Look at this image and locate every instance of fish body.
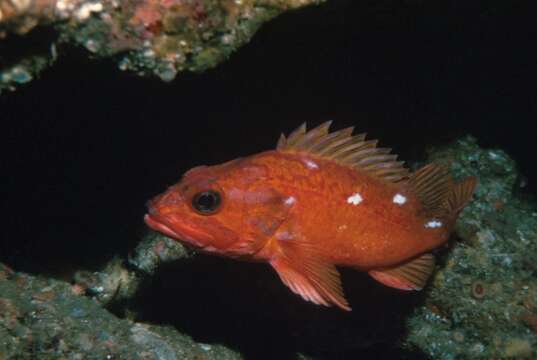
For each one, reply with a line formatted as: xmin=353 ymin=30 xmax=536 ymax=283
xmin=145 ymin=122 xmax=476 ymax=310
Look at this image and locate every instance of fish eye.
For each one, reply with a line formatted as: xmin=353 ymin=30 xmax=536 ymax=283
xmin=192 ymin=190 xmax=222 ymax=215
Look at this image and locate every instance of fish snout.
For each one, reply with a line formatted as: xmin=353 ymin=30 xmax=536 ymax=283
xmin=146 ymin=200 xmax=158 ymax=215
xmin=146 ymin=187 xmax=185 ymax=215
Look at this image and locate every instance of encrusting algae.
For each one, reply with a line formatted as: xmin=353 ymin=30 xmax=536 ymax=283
xmin=145 ymin=122 xmax=476 ymax=310
xmin=0 ymin=0 xmax=326 ymax=92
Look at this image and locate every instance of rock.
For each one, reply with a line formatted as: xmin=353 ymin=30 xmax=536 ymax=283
xmin=0 ymin=263 xmax=242 ymax=359
xmin=0 ymin=0 xmax=325 ymax=93
xmin=504 ymin=338 xmax=533 ymax=358
xmin=405 ymin=136 xmax=537 ymax=358
xmin=72 ymin=231 xmax=189 ymax=314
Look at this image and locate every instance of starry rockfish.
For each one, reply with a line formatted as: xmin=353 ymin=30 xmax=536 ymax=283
xmin=144 ymin=122 xmax=477 ymax=310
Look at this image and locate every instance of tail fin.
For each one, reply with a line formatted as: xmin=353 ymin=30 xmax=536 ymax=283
xmin=409 ymin=162 xmax=477 ymax=219
xmin=445 ymin=176 xmax=478 ymax=216
xmin=373 ymin=166 xmax=477 ymax=293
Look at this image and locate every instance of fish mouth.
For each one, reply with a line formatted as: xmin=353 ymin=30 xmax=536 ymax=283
xmin=144 ymin=213 xmax=213 ymax=248
xmin=144 ymin=214 xmax=183 ymax=240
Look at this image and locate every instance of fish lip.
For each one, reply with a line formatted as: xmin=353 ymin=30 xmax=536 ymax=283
xmin=144 ymin=213 xmax=212 ymax=247
xmin=144 ymin=214 xmax=183 ymax=240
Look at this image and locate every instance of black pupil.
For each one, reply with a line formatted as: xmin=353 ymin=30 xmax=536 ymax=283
xmin=193 ymin=191 xmax=221 ymax=214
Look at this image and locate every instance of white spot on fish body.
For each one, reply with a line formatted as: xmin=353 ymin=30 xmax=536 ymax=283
xmin=304 ymin=159 xmax=319 ymax=169
xmin=276 ymin=231 xmax=294 ymax=241
xmin=337 ymin=225 xmax=348 ymax=232
xmin=393 ymin=193 xmax=407 ymax=205
xmin=284 ymin=196 xmax=296 ymax=206
xmin=425 ymin=220 xmax=443 ymax=229
xmin=347 ymin=192 xmax=363 ymax=206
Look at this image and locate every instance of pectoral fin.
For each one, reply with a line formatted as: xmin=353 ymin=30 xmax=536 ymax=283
xmin=269 ymin=238 xmax=350 ymax=311
xmin=369 ymin=253 xmax=435 ymax=290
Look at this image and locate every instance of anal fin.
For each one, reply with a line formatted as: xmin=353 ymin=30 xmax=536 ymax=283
xmin=369 ymin=253 xmax=435 ymax=290
xmin=269 ymin=236 xmax=351 ymax=311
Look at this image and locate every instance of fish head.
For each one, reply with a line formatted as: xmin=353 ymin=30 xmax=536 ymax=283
xmin=145 ymin=154 xmax=292 ymax=258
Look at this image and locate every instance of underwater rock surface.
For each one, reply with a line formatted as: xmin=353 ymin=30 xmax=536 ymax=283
xmin=406 ymin=136 xmax=537 ymax=358
xmin=0 ymin=0 xmax=324 ymax=93
xmin=0 ymin=261 xmax=241 ymax=359
xmin=72 ymin=231 xmax=191 ymax=311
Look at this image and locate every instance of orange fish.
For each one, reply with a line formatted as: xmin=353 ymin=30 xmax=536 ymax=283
xmin=144 ymin=122 xmax=477 ymax=310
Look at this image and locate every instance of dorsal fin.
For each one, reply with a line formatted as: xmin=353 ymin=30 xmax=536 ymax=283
xmin=277 ymin=122 xmax=409 ymax=182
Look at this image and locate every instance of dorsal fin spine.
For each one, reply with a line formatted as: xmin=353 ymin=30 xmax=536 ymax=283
xmin=341 ymin=146 xmax=385 ymax=164
xmin=319 ymin=134 xmax=366 ymax=157
xmin=328 ymin=138 xmax=374 ymax=159
xmin=294 ymin=121 xmax=332 ymax=150
xmin=357 ymin=154 xmax=398 ymax=167
xmin=364 ymin=160 xmax=405 ymax=170
xmin=277 ymin=122 xmax=409 ymax=183
xmin=311 ymin=128 xmax=355 ymax=154
xmin=276 ymin=134 xmax=287 ymax=149
xmin=285 ymin=123 xmax=307 ymax=148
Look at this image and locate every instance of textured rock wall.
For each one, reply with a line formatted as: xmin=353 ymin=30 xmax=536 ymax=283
xmin=0 ymin=0 xmax=324 ymax=92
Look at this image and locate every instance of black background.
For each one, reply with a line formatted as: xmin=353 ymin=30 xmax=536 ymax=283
xmin=1 ymin=0 xmax=536 ymax=358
